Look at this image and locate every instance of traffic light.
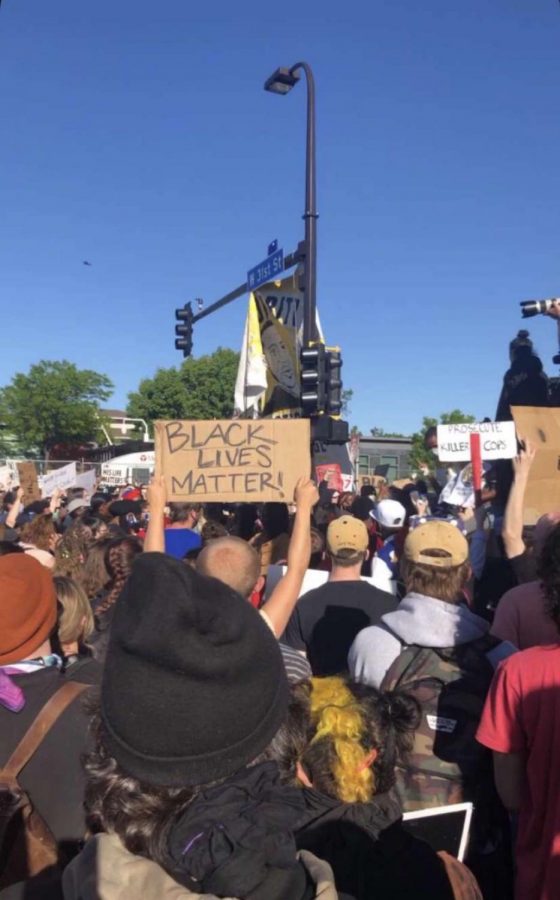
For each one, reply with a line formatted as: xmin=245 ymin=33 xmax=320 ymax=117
xmin=175 ymin=302 xmax=193 ymax=358
xmin=300 ymin=343 xmax=344 ymax=417
xmin=300 ymin=343 xmax=327 ymax=415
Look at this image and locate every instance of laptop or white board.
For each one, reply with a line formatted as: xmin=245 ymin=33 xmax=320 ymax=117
xmin=402 ymin=802 xmax=473 ymax=861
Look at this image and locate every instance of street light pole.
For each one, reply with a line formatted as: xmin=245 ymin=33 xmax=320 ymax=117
xmin=264 ymin=62 xmax=318 ymax=345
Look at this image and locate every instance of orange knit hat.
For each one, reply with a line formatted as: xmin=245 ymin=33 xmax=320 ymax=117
xmin=0 ymin=555 xmax=57 ymax=665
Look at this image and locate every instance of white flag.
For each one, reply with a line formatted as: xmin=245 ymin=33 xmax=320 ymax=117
xmin=234 ymin=294 xmax=268 ymax=414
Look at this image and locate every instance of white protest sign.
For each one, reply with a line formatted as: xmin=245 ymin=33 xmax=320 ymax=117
xmin=74 ymin=469 xmax=97 ymax=495
xmin=0 ymin=464 xmax=17 ymax=492
xmin=40 ymin=462 xmax=77 ymax=498
xmin=437 ymin=421 xmax=517 ymax=463
xmin=439 ymin=462 xmax=493 ymax=509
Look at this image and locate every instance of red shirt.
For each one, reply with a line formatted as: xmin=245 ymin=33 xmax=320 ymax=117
xmin=476 ymin=645 xmax=560 ymax=900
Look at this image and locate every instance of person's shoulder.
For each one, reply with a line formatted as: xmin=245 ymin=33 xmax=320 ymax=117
xmin=497 ymin=643 xmax=560 ymax=678
xmin=65 ymin=655 xmax=103 ymax=686
xmin=499 ymin=580 xmax=542 ymax=606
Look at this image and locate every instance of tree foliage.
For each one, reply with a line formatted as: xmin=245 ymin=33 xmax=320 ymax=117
xmin=341 ymin=388 xmax=353 ymax=418
xmin=409 ymin=409 xmax=476 ymax=473
xmin=0 ymin=360 xmax=113 ymax=458
xmin=127 ymin=348 xmax=240 ymax=424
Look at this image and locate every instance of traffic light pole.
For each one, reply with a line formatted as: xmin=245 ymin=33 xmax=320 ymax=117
xmin=189 ymin=244 xmax=305 ymax=328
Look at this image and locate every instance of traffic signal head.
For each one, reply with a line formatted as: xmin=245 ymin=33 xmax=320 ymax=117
xmin=325 ymin=348 xmax=343 ymax=416
xmin=175 ymin=302 xmax=193 ymax=358
xmin=300 ymin=343 xmax=327 ymax=415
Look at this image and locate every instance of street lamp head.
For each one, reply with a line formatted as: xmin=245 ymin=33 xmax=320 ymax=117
xmin=264 ymin=66 xmax=300 ymax=95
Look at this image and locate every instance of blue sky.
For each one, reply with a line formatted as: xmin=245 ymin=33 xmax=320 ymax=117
xmin=2 ymin=0 xmax=560 ymax=435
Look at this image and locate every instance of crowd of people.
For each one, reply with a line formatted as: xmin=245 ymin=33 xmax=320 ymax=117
xmin=0 ymin=428 xmax=559 ymax=900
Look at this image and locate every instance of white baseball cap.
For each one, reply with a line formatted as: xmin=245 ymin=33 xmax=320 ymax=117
xmin=370 ymin=499 xmax=406 ymax=529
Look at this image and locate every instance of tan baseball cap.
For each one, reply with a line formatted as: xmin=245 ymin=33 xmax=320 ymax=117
xmin=404 ymin=520 xmax=468 ymax=568
xmin=327 ymin=515 xmax=368 ymax=555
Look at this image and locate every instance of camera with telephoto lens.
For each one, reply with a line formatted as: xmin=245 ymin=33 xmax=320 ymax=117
xmin=520 ymin=299 xmax=556 ymax=318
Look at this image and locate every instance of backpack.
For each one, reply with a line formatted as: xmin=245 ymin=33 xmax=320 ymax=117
xmin=380 ymin=634 xmax=499 ymax=811
xmin=0 ymin=680 xmax=90 ymax=888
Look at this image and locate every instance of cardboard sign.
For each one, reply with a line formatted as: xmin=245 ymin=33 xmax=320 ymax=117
xmin=437 ymin=421 xmax=517 ymax=462
xmin=155 ymin=419 xmax=311 ymax=503
xmin=17 ymin=461 xmax=41 ymax=505
xmin=512 ymin=406 xmax=560 ymax=523
xmin=40 ymin=461 xmax=77 ymax=498
xmin=357 ymin=474 xmax=386 ymax=493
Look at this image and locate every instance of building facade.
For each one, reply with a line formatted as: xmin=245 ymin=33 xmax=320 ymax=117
xmin=357 ymin=435 xmax=413 ymax=483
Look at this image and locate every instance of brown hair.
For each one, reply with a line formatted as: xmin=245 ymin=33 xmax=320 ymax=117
xmin=95 ymin=537 xmax=143 ymax=616
xmin=53 ymin=524 xmax=91 ymax=582
xmin=54 ymin=575 xmax=94 ymax=644
xmin=81 ymin=537 xmax=112 ymax=599
xmin=331 ymin=548 xmax=366 ymax=569
xmin=19 ymin=515 xmax=56 ymax=552
xmin=401 ymin=550 xmax=471 ymax=603
xmin=201 ymin=520 xmax=228 ymax=544
xmin=168 ymin=503 xmax=202 ymax=524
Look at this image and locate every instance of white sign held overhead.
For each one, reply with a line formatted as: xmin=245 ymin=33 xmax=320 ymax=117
xmin=437 ymin=421 xmax=517 ymax=463
xmin=0 ymin=464 xmax=17 ymax=492
xmin=40 ymin=462 xmax=77 ymax=498
xmin=74 ymin=469 xmax=97 ymax=495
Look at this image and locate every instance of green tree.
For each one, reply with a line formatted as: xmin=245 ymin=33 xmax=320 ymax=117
xmin=409 ymin=409 xmax=476 ymax=473
xmin=0 ymin=360 xmax=113 ymax=459
xmin=341 ymin=388 xmax=353 ymax=418
xmin=127 ymin=347 xmax=240 ymax=424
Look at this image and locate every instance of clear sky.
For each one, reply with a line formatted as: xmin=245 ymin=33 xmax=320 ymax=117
xmin=2 ymin=0 xmax=560 ymax=435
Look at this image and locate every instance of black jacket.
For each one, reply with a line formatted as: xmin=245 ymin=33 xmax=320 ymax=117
xmin=295 ymin=788 xmax=454 ymax=900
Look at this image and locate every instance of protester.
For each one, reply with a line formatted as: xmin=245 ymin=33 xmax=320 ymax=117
xmin=349 ymin=495 xmax=380 ymax=574
xmin=163 ymin=501 xmax=202 ymax=559
xmin=491 ymin=522 xmax=560 ymax=649
xmin=18 ymin=514 xmax=58 ymax=568
xmin=63 ymin=498 xmax=89 ymax=532
xmin=89 ymin=536 xmax=143 ymax=663
xmin=63 ymin=554 xmax=338 ymax=899
xmin=52 ymin=575 xmax=100 ymax=683
xmin=53 ymin=524 xmax=92 ymax=584
xmin=187 ymin=477 xmax=318 ymax=683
xmin=477 ymin=596 xmax=560 ymax=899
xmin=349 ymin=518 xmax=515 ymax=897
xmin=251 ymin=501 xmax=291 ymax=575
xmin=501 ymin=441 xmax=560 ymax=585
xmin=284 ymin=516 xmax=398 ymax=676
xmin=280 ymin=677 xmax=482 ymax=900
xmin=0 ymin=555 xmax=92 ymax=890
xmin=368 ymin=498 xmax=407 ymax=595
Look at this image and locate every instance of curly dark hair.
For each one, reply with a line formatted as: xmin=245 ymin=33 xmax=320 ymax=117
xmin=537 ymin=522 xmax=560 ymax=631
xmin=83 ymin=695 xmax=304 ymax=868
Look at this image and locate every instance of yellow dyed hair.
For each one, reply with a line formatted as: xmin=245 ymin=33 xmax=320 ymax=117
xmin=309 ymin=677 xmax=374 ymax=804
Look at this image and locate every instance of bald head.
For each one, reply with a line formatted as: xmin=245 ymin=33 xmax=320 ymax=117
xmin=197 ymin=536 xmax=261 ymax=600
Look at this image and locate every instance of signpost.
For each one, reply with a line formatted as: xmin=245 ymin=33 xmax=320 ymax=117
xmin=247 ymin=248 xmax=284 ymax=292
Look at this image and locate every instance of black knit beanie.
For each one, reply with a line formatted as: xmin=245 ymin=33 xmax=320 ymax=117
xmin=101 ymin=553 xmax=290 ymax=787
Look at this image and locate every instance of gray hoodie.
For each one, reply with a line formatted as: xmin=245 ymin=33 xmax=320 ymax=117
xmin=348 ymin=592 xmax=516 ymax=687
